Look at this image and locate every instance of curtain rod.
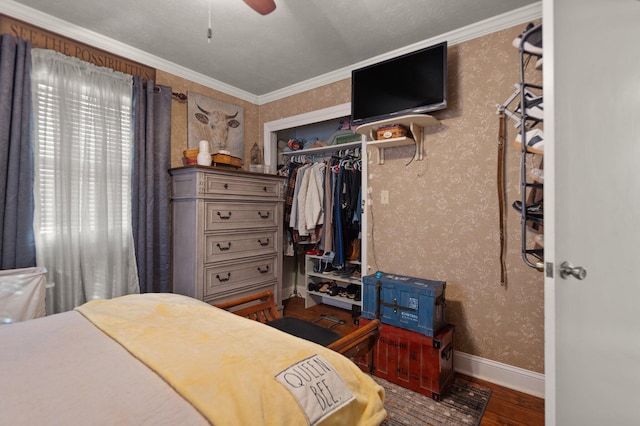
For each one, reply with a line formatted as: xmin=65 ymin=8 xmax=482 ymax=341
xmin=153 ymin=86 xmax=187 ymax=102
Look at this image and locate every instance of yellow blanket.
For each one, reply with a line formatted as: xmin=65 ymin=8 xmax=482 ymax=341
xmin=76 ymin=293 xmax=386 ymax=426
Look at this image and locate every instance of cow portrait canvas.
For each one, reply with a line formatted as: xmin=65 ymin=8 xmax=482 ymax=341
xmin=187 ymin=92 xmax=244 ymax=161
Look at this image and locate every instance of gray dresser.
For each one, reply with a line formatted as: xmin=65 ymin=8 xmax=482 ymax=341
xmin=170 ymin=167 xmax=286 ymax=308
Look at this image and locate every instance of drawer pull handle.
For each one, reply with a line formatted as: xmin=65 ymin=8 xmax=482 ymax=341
xmin=258 ymin=238 xmax=270 ymax=246
xmin=257 ymin=265 xmax=270 ymax=274
xmin=217 ymin=211 xmax=232 ymax=219
xmin=216 ymin=242 xmax=232 ymax=251
xmin=223 ymin=183 xmax=228 ymax=189
xmin=258 ymin=211 xmax=270 ymax=219
xmin=263 ymin=186 xmax=267 ymax=192
xmin=216 ymin=273 xmax=231 ymax=282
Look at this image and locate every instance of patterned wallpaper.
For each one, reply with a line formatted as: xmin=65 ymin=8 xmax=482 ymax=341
xmin=158 ymin=23 xmax=544 ymax=374
xmin=155 ymin=72 xmax=260 ymax=170
xmin=260 ymin=79 xmax=352 ymax=124
xmin=361 ymin=25 xmax=544 ymax=373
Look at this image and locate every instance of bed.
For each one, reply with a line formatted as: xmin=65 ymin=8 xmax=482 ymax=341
xmin=0 ymin=292 xmax=386 ymax=425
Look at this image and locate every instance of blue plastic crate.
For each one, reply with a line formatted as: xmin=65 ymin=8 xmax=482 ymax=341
xmin=362 ymin=272 xmax=446 ymax=337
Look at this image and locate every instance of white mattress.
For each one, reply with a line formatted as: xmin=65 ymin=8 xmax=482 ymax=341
xmin=0 ymin=311 xmax=209 ymax=425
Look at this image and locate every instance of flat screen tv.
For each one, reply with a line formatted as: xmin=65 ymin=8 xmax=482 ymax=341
xmin=351 ymin=41 xmax=447 ymax=126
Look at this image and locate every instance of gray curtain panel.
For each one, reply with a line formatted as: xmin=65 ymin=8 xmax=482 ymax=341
xmin=0 ymin=35 xmax=35 ymax=270
xmin=132 ymin=77 xmax=172 ymax=293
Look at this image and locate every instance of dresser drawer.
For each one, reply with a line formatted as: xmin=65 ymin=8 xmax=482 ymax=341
xmin=204 ymin=230 xmax=277 ymax=263
xmin=205 ymin=202 xmax=277 ymax=230
xmin=202 ymin=173 xmax=281 ymax=198
xmin=204 ymin=256 xmax=277 ymax=298
xmin=170 ymin=166 xmax=284 ymax=308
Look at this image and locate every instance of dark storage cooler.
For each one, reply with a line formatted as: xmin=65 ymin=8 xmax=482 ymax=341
xmin=362 ymin=271 xmax=446 ymax=337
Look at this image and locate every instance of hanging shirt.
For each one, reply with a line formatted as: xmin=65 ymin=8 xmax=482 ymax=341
xmin=304 ymin=162 xmax=326 ymax=232
xmin=289 ymin=163 xmax=311 ymax=230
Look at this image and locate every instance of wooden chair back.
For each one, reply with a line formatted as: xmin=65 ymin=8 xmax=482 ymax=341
xmin=216 ymin=291 xmax=380 ymax=370
xmin=327 ymin=319 xmax=381 ymax=372
xmin=214 ymin=290 xmax=282 ymax=323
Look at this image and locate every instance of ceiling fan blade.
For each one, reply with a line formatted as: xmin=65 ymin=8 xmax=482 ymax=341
xmin=242 ymin=0 xmax=276 ymax=15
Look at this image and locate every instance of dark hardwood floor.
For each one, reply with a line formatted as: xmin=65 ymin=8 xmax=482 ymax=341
xmin=282 ymin=296 xmax=545 ymax=426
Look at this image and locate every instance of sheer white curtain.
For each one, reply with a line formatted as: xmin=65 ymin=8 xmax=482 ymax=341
xmin=31 ymin=48 xmax=139 ymax=314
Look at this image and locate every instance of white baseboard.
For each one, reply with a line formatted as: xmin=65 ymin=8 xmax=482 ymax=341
xmin=454 ymin=350 xmax=545 ymax=398
xmin=280 ymin=286 xmax=546 ymax=398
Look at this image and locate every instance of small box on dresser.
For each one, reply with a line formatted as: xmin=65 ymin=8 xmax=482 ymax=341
xmin=357 ymin=319 xmax=455 ymax=401
xmin=361 ymin=272 xmax=446 ymax=337
xmin=170 ymin=167 xmax=286 ymax=308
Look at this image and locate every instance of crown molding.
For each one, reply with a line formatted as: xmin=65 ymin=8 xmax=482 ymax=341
xmin=257 ymin=1 xmax=542 ymax=104
xmin=0 ymin=0 xmax=259 ymax=103
xmin=0 ymin=0 xmax=541 ymax=106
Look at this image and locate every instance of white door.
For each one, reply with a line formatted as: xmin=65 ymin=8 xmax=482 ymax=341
xmin=545 ymin=0 xmax=640 ymax=424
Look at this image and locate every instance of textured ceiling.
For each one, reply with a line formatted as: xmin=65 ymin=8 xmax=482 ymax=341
xmin=3 ymin=0 xmax=538 ymax=97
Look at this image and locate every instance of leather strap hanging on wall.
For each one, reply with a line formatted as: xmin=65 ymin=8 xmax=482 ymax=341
xmin=497 ymin=108 xmax=507 ymax=286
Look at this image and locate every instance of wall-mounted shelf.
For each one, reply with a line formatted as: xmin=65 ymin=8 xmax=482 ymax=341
xmin=355 ymin=114 xmax=440 ymax=164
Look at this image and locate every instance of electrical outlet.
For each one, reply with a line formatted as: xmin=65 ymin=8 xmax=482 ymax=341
xmin=381 ymin=190 xmax=389 ymax=204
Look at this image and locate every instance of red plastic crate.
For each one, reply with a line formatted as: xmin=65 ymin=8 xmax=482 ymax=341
xmin=357 ymin=319 xmax=454 ymax=401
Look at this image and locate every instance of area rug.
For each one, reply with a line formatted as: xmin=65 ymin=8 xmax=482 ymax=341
xmin=374 ymin=376 xmax=492 ymax=426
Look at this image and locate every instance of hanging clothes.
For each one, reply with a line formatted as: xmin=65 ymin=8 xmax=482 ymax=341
xmin=304 ymin=162 xmax=325 ymax=233
xmin=331 ymin=155 xmax=361 ymax=265
xmin=281 ymin=152 xmax=361 ymax=266
xmin=297 ymin=162 xmax=325 ymax=236
xmin=288 ymin=162 xmax=311 ymax=231
xmin=321 ymin=158 xmax=337 ymax=254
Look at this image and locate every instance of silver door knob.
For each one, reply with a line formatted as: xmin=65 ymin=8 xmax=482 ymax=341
xmin=559 ymin=261 xmax=587 ymax=280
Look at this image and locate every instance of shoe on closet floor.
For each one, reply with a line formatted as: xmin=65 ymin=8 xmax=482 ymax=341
xmin=527 ymin=220 xmax=543 ymax=234
xmin=530 ymin=168 xmax=544 ymax=183
xmin=308 ymin=282 xmax=321 ymax=292
xmin=524 ymin=96 xmax=543 ymax=120
xmin=327 ymin=284 xmax=340 ymax=297
xmin=317 ymin=281 xmax=336 ymax=293
xmin=512 ymin=22 xmax=543 ymax=55
xmin=515 ymin=91 xmax=544 ymax=120
xmin=314 ymin=258 xmax=335 ymax=273
xmin=354 ymin=288 xmax=362 ymax=302
xmin=321 ymin=251 xmax=335 ymax=263
xmin=338 ymin=266 xmax=357 ymax=277
xmin=512 ymin=200 xmax=544 ymax=219
xmin=346 ymin=284 xmax=359 ymax=299
xmin=514 ymin=128 xmax=544 ymax=154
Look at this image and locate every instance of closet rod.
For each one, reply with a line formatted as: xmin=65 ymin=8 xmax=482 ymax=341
xmin=280 ymin=140 xmax=362 ymax=156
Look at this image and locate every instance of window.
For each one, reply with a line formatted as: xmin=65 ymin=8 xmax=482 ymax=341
xmin=31 ymin=48 xmax=139 ymax=313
